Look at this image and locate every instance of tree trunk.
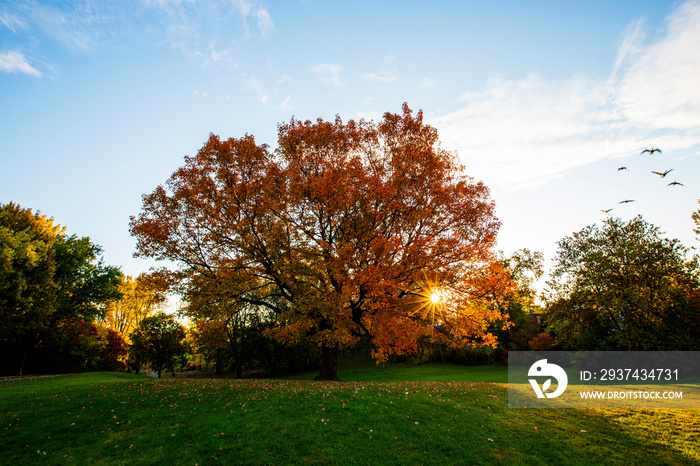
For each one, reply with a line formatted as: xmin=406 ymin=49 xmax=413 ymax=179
xmin=215 ymin=349 xmax=222 ymax=375
xmin=227 ymin=323 xmax=242 ymax=378
xmin=315 ymin=342 xmax=341 ymax=381
xmin=19 ymin=351 xmax=28 ymax=376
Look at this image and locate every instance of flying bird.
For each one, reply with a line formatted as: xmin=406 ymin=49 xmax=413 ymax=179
xmin=667 ymin=181 xmax=684 ymax=186
xmin=617 ymin=166 xmax=628 ymax=171
xmin=641 ymin=148 xmax=662 ymax=155
xmin=601 ymin=208 xmax=613 ymax=213
xmin=651 ymin=169 xmax=674 ymax=178
xmin=619 ymin=199 xmax=635 ymax=204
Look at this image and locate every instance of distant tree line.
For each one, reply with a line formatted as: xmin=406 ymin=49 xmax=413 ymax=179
xmin=3 ymin=109 xmax=700 ymax=378
xmin=3 ymin=201 xmax=700 ymax=377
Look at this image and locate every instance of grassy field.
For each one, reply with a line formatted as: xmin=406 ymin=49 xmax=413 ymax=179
xmin=1 ymin=363 xmax=699 ymax=465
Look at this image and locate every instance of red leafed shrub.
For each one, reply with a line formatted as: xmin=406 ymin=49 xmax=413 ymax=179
xmin=528 ymin=332 xmax=556 ymax=351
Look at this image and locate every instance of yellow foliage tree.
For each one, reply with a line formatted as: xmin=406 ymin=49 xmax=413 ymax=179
xmin=102 ymin=273 xmax=167 ymax=343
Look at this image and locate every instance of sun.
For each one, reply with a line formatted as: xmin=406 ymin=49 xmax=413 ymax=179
xmin=391 ymin=271 xmax=455 ymax=324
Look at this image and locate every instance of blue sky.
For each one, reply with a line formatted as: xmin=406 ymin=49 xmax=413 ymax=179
xmin=2 ymin=0 xmax=700 ymax=292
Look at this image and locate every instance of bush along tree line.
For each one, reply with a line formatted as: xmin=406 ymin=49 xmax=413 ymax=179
xmin=3 ymin=106 xmax=700 ymax=378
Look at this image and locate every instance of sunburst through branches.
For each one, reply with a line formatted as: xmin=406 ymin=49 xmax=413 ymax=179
xmin=398 ymin=272 xmax=456 ymax=328
xmin=395 ymin=270 xmax=490 ymax=337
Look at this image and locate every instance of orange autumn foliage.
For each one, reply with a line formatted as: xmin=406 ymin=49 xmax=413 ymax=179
xmin=130 ymin=104 xmax=514 ymax=376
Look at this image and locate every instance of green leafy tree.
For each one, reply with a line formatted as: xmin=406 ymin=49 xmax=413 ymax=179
xmin=0 ymin=203 xmax=61 ymax=374
xmin=545 ymin=216 xmax=700 ymax=350
xmin=53 ymin=234 xmax=123 ymax=321
xmin=190 ymin=318 xmax=229 ymax=374
xmin=495 ymin=249 xmax=546 ymax=352
xmin=0 ymin=202 xmax=123 ymax=375
xmin=505 ymin=248 xmax=545 ymax=305
xmin=130 ymin=313 xmax=187 ymax=378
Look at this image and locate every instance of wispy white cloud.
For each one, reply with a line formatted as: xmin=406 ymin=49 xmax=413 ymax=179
xmin=147 ymin=0 xmax=273 ymax=70
xmin=0 ymin=11 xmax=28 ymax=32
xmin=195 ymin=42 xmax=239 ymax=70
xmin=278 ymin=96 xmax=293 ymax=112
xmin=432 ymin=0 xmax=700 ymax=190
xmin=311 ymin=63 xmax=342 ymax=86
xmin=229 ymin=0 xmax=273 ymax=36
xmin=0 ymin=50 xmax=41 ymax=77
xmin=2 ymin=0 xmax=274 ymax=91
xmin=142 ymin=0 xmax=189 ymax=7
xmin=244 ymin=74 xmax=265 ymax=95
xmin=433 ymin=74 xmax=631 ymax=189
xmin=420 ymin=78 xmax=435 ymax=90
xmin=231 ymin=0 xmax=253 ymax=18
xmin=0 ymin=1 xmax=109 ymax=54
xmin=362 ymin=73 xmax=396 ymax=83
xmin=610 ymin=18 xmax=646 ymax=81
xmin=26 ymin=2 xmax=100 ymax=52
xmin=243 ymin=74 xmax=276 ymax=106
xmin=276 ymin=73 xmax=293 ymax=88
xmin=256 ymin=8 xmax=273 ymax=36
xmin=613 ymin=0 xmax=700 ymax=131
xmin=362 ymin=54 xmax=397 ymax=84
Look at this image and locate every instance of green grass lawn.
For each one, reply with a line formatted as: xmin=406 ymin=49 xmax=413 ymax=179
xmin=1 ymin=368 xmax=698 ymax=465
xmin=283 ymin=352 xmax=509 ymax=383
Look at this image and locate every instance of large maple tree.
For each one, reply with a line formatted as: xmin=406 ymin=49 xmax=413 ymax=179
xmin=130 ymin=104 xmax=513 ymax=380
